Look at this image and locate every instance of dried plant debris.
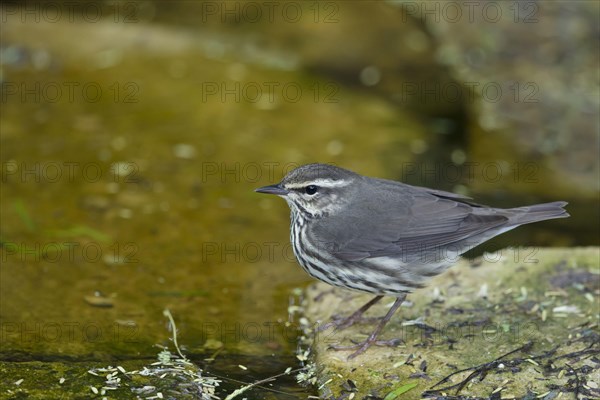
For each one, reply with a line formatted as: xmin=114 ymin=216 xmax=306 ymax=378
xmin=88 ymin=303 xmax=314 ymax=399
xmin=88 ymin=359 xmax=221 ymax=399
xmin=291 ymin=287 xmax=321 ymax=388
xmin=88 ymin=310 xmax=221 ymax=399
xmin=550 ymin=268 xmax=599 ymax=292
xmin=223 ymin=366 xmax=300 ymax=400
xmin=424 ymin=326 xmax=600 ymax=399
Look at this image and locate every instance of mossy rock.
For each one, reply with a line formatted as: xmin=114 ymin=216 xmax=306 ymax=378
xmin=300 ymin=247 xmax=599 ymax=399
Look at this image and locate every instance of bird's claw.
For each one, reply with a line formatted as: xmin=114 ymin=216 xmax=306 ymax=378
xmin=316 ymin=316 xmax=381 ymax=332
xmin=328 ymin=338 xmax=403 ymax=359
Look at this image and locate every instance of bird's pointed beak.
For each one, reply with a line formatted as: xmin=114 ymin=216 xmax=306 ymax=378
xmin=255 ymin=183 xmax=289 ymax=196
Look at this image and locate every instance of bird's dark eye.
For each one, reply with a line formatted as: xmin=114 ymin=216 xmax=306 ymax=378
xmin=305 ymin=185 xmax=318 ymax=195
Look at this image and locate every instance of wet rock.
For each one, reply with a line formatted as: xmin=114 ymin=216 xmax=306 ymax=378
xmin=397 ymin=1 xmax=599 ymax=201
xmin=300 ymin=247 xmax=599 ymax=399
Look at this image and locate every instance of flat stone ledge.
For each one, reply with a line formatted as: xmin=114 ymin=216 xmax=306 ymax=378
xmin=300 ymin=247 xmax=599 ymax=399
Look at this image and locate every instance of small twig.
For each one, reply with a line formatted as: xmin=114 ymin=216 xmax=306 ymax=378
xmin=550 ymin=346 xmax=599 ymax=362
xmin=163 ymin=309 xmax=187 ymax=361
xmin=428 ymin=341 xmax=534 ymax=394
xmin=565 ymin=363 xmax=580 ymax=399
xmin=223 ymin=368 xmax=303 ymax=400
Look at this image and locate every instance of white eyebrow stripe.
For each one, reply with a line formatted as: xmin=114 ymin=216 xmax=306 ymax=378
xmin=285 ymin=179 xmax=351 ymax=189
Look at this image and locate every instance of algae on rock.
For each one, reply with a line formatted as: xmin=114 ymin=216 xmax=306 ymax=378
xmin=300 ymin=247 xmax=599 ymax=399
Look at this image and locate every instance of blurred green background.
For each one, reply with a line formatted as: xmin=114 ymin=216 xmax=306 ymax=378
xmin=1 ymin=1 xmax=598 ymax=398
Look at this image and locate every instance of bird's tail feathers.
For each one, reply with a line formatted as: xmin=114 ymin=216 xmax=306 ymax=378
xmin=508 ymin=201 xmax=569 ymax=226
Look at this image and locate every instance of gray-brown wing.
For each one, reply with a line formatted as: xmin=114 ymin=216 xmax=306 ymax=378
xmin=312 ymin=180 xmax=508 ymax=261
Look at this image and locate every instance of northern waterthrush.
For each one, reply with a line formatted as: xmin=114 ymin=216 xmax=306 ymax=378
xmin=256 ymin=163 xmax=569 ymax=358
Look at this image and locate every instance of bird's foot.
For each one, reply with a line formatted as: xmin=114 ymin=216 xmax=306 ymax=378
xmin=316 ymin=315 xmax=381 ymax=332
xmin=328 ymin=337 xmax=403 ymax=359
xmin=327 ymin=295 xmax=406 ymax=359
xmin=316 ymin=295 xmax=385 ymax=332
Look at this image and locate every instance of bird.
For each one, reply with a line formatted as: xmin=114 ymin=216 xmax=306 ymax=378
xmin=255 ymin=163 xmax=569 ymax=358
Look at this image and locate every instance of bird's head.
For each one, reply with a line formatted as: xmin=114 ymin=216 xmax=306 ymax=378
xmin=255 ymin=163 xmax=360 ymax=218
